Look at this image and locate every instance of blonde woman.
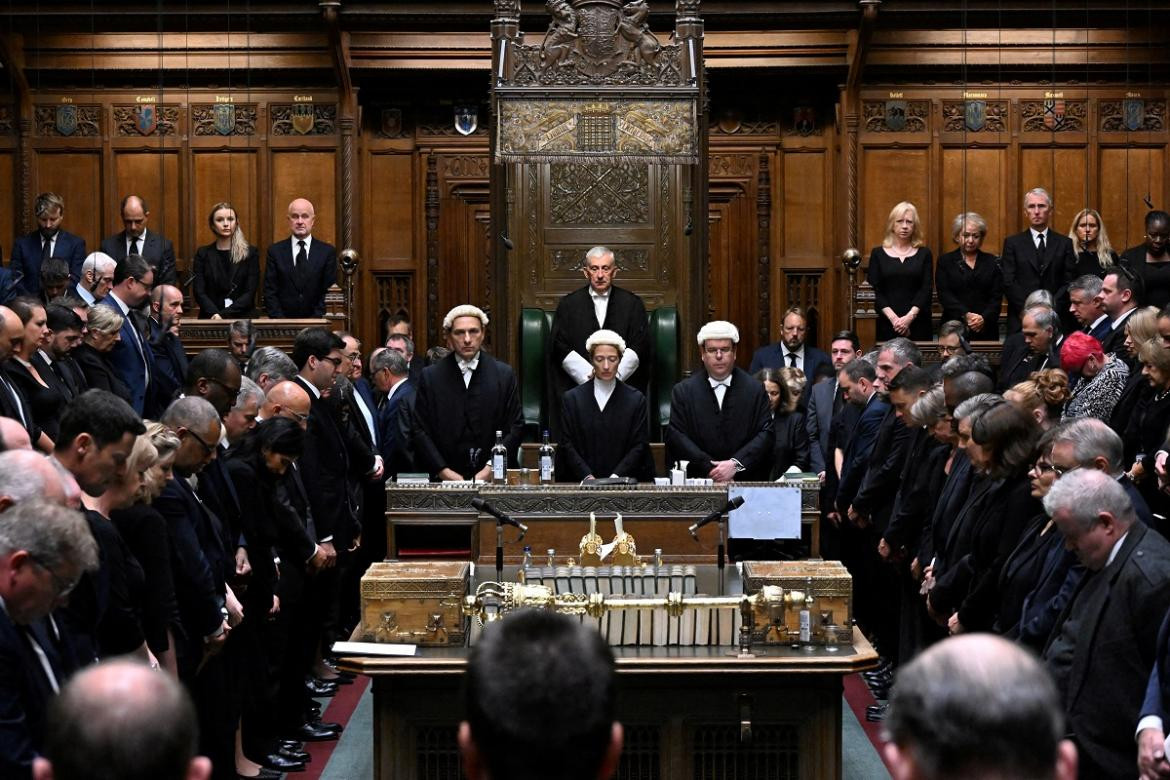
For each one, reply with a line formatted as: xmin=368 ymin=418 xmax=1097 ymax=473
xmin=867 ymin=201 xmax=934 ymax=341
xmin=192 ymin=201 xmax=260 ymax=318
xmin=1067 ymin=208 xmax=1118 ymax=278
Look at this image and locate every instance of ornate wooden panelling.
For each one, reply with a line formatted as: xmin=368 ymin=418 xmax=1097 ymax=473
xmin=548 ymin=162 xmax=650 ymax=225
xmin=941 ymin=100 xmax=1009 ymax=133
xmin=1100 ymin=99 xmax=1167 ymax=133
xmin=862 ymin=100 xmax=929 ymax=133
xmin=191 ymin=104 xmax=258 ymax=136
xmin=374 ymin=271 xmax=414 ymax=343
xmin=112 ymin=104 xmax=179 ymax=136
xmin=34 ymin=105 xmax=101 ymax=137
xmin=270 ymin=103 xmax=337 ymax=136
xmin=0 ymin=106 xmax=14 ymax=135
xmin=1019 ymin=99 xmax=1087 ymax=133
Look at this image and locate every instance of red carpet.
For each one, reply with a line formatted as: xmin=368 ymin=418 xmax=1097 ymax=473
xmin=298 ymin=675 xmax=371 ymax=780
xmin=843 ymin=672 xmax=897 ymax=775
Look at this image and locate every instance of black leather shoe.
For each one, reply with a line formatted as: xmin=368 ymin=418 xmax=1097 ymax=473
xmin=279 ymin=739 xmax=304 ymax=752
xmin=309 ymin=718 xmax=343 ymax=733
xmin=304 ymin=679 xmax=339 ymax=697
xmin=261 ymin=753 xmax=306 ymax=772
xmin=236 ymin=769 xmax=281 ymax=780
xmin=317 ymin=673 xmax=354 ymax=685
xmin=285 ymin=722 xmax=339 ymax=742
xmin=865 ymin=703 xmax=888 ymax=722
xmin=279 ymin=747 xmax=311 ymax=763
xmin=868 ymin=684 xmax=890 ymax=700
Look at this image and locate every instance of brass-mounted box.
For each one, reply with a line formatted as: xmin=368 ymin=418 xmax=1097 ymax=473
xmin=742 ymin=560 xmax=853 ymax=645
xmin=359 ymin=561 xmax=470 ymax=646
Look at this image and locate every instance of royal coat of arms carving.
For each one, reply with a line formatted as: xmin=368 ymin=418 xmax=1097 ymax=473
xmin=542 ymin=0 xmax=661 ymax=78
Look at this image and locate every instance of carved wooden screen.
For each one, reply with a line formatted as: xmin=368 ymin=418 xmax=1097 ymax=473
xmin=489 ymin=0 xmax=706 ymax=364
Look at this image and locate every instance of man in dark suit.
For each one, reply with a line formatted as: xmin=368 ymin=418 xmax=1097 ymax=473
xmin=835 ymin=359 xmax=889 ymax=518
xmin=806 ymin=330 xmax=861 ymax=479
xmin=386 ymin=332 xmax=423 ymax=385
xmin=370 ymin=347 xmax=414 ymax=473
xmin=99 ymin=255 xmax=155 ymax=415
xmin=749 ymin=305 xmax=833 ymax=380
xmin=0 ymin=501 xmax=98 ymax=779
xmin=550 ymin=246 xmax=649 ymax=403
xmin=998 ymin=305 xmax=1061 ymax=391
xmin=664 ymin=320 xmax=773 ymax=482
xmin=0 ymin=306 xmax=46 ymax=451
xmin=34 ymin=304 xmax=86 ymax=404
xmin=263 ymin=198 xmax=337 ymax=318
xmin=412 ymin=305 xmax=524 ymax=481
xmin=99 ymin=195 xmax=177 ymax=286
xmin=147 ymin=285 xmax=190 ymax=415
xmin=1000 ymin=187 xmax=1077 ymax=334
xmin=9 ymin=193 xmax=87 ymax=295
xmin=1098 ymin=266 xmax=1141 ymax=360
xmin=1067 ymin=275 xmax=1111 ymax=341
xmin=72 ymin=252 xmax=116 ymax=307
xmin=1042 ymin=469 xmax=1170 ymax=778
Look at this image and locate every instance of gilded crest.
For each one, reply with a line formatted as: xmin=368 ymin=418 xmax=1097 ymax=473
xmin=291 ymin=103 xmax=315 ymax=135
xmin=55 ymin=105 xmax=78 ymax=136
xmin=213 ymin=104 xmax=236 ymax=136
xmin=885 ymin=100 xmax=907 ymax=132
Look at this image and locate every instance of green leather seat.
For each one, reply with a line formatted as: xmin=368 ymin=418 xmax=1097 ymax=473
xmin=519 ymin=305 xmax=678 ymax=441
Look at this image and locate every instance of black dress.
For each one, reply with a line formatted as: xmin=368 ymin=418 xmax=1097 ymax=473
xmin=1071 ymin=249 xmax=1119 ymax=280
xmin=109 ymin=502 xmax=180 ymax=656
xmin=3 ymin=359 xmax=66 ymax=442
xmin=867 ymin=246 xmax=934 ymax=341
xmin=192 ymin=243 xmax=260 ymax=318
xmin=1121 ymin=247 xmax=1170 ymax=311
xmin=72 ymin=342 xmax=132 ymax=404
xmin=934 ymin=249 xmax=1002 ymax=338
xmin=768 ymin=409 xmax=810 ymax=479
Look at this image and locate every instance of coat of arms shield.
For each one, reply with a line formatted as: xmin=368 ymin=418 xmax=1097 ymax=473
xmin=213 ymin=104 xmax=236 ymax=136
xmin=1043 ymin=99 xmax=1066 ymax=130
xmin=56 ymin=105 xmax=78 ymax=136
xmin=291 ymin=104 xmax=315 ymax=135
xmin=964 ymin=100 xmax=986 ymax=132
xmin=885 ymin=100 xmax=907 ymax=132
xmin=1124 ymin=99 xmax=1145 ymax=132
xmin=454 ymin=105 xmax=478 ymax=136
xmin=136 ymin=104 xmax=157 ymax=136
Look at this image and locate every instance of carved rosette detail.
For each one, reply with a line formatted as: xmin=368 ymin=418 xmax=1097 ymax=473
xmin=270 ymin=104 xmax=337 ymax=135
xmin=191 ymin=104 xmax=257 ymax=136
xmin=1100 ymin=100 xmax=1166 ymax=132
xmin=709 ymin=154 xmax=755 ymax=178
xmin=439 ymin=155 xmax=491 ymax=179
xmin=549 ymin=247 xmax=648 ymax=273
xmin=549 ymin=162 xmax=650 ymax=224
xmin=0 ymin=106 xmax=13 ymax=135
xmin=941 ymin=100 xmax=1008 ymax=132
xmin=862 ymin=101 xmax=929 ymax=133
xmin=1020 ymin=100 xmax=1086 ymax=132
xmin=112 ymin=105 xmax=179 ymax=136
xmin=34 ymin=105 xmax=101 ymax=137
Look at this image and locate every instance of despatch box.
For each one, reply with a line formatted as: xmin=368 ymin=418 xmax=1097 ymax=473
xmin=742 ymin=560 xmax=853 ymax=645
xmin=358 ymin=561 xmax=470 ymax=646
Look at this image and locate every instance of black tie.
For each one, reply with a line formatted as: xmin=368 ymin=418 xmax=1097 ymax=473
xmin=41 ymin=235 xmax=52 ymax=263
xmin=832 ymin=384 xmax=845 ymax=416
xmin=1036 ymin=232 xmax=1046 ymax=259
xmin=788 ymin=352 xmax=798 ymax=368
xmin=129 ymin=236 xmax=139 ymax=256
xmin=295 ymin=240 xmax=307 ymax=269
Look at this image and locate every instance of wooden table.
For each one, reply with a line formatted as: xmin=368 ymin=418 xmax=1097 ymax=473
xmin=385 ymin=481 xmax=822 ymax=565
xmin=339 ymin=564 xmax=876 ymax=780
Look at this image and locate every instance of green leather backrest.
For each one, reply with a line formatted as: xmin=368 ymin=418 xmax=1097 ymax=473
xmin=649 ymin=305 xmax=679 ymax=436
xmin=519 ymin=308 xmax=550 ymax=436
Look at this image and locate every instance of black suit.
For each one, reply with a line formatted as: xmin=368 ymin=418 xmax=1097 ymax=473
xmin=101 ymin=229 xmax=177 ymax=286
xmin=0 ymin=607 xmax=64 ymax=778
xmin=1100 ymin=308 xmax=1136 ymax=358
xmin=1000 ymin=228 xmax=1076 ymax=334
xmin=191 ymin=243 xmax=260 ymax=318
xmin=0 ymin=366 xmax=41 ymax=444
xmin=32 ymin=349 xmax=82 ymax=404
xmin=262 ymin=236 xmax=336 ymax=318
xmin=411 ymin=352 xmax=524 ymax=480
xmin=147 ymin=318 xmax=189 ymax=417
xmin=935 ymin=249 xmax=1003 ymax=338
xmin=664 ymin=368 xmax=774 ymax=481
xmin=71 ymin=343 xmax=130 ymax=404
xmin=997 ymin=332 xmax=1059 ymax=392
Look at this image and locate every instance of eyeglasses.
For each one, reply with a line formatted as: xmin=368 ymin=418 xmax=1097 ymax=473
xmin=344 ymin=352 xmax=362 ymax=362
xmin=184 ymin=427 xmax=216 ymax=456
xmin=204 ymin=376 xmax=241 ymax=402
xmin=285 ymin=409 xmax=309 ymax=424
xmin=319 ymin=356 xmax=343 ymax=368
xmin=28 ymin=554 xmax=78 ymax=597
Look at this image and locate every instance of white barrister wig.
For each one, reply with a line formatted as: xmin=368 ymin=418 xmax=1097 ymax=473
xmin=442 ymin=304 xmax=490 ymax=330
xmin=585 ymin=329 xmax=627 ymax=355
xmin=696 ymin=320 xmax=740 ymax=346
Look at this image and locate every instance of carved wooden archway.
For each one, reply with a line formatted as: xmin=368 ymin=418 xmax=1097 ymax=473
xmin=488 ymin=0 xmax=707 ymax=368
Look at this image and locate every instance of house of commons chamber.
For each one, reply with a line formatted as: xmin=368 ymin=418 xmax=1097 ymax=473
xmin=1 ymin=1 xmax=1169 ymax=779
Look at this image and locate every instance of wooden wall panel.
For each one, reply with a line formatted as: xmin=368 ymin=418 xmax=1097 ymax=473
xmin=34 ymin=151 xmax=103 ymax=251
xmin=191 ymin=151 xmax=259 ymax=255
xmin=1099 ymin=147 xmax=1166 ymax=251
xmin=861 ymin=149 xmax=929 ymax=249
xmin=367 ymin=153 xmax=414 ymax=262
xmin=782 ymin=151 xmax=827 ymax=257
xmin=112 ymin=151 xmax=181 ymax=253
xmin=269 ymin=151 xmax=337 ymax=247
xmin=940 ymin=147 xmax=1008 ymax=253
xmin=1017 ymin=147 xmax=1089 ymax=237
xmin=0 ymin=153 xmax=14 ymax=256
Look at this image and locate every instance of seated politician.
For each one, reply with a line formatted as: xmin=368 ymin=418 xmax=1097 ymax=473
xmin=557 ymin=329 xmax=654 ymax=483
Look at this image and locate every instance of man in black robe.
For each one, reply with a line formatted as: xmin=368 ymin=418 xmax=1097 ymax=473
xmin=664 ymin=320 xmax=773 ymax=482
xmin=557 ymin=329 xmax=654 ymax=483
xmin=412 ymin=305 xmax=523 ymax=481
xmin=549 ymin=247 xmax=648 ymax=432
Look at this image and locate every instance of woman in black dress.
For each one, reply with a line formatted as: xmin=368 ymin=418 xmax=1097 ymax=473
xmin=192 ymin=201 xmax=260 ymax=319
xmin=935 ymin=212 xmax=1002 ymax=339
xmin=1066 ymin=208 xmax=1119 ymax=279
xmin=755 ymin=368 xmax=810 ymax=477
xmin=868 ymin=201 xmax=934 ymax=341
xmin=71 ymin=303 xmax=132 ymax=403
xmin=1126 ymin=338 xmax=1170 ymax=520
xmin=4 ymin=297 xmax=66 ymax=443
xmin=557 ymin=329 xmax=654 ymax=482
xmin=1120 ymin=210 xmax=1170 ymax=311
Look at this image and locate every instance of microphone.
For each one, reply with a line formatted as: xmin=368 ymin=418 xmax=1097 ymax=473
xmin=688 ymin=495 xmax=745 ymax=539
xmin=471 ymin=497 xmax=528 ymax=538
